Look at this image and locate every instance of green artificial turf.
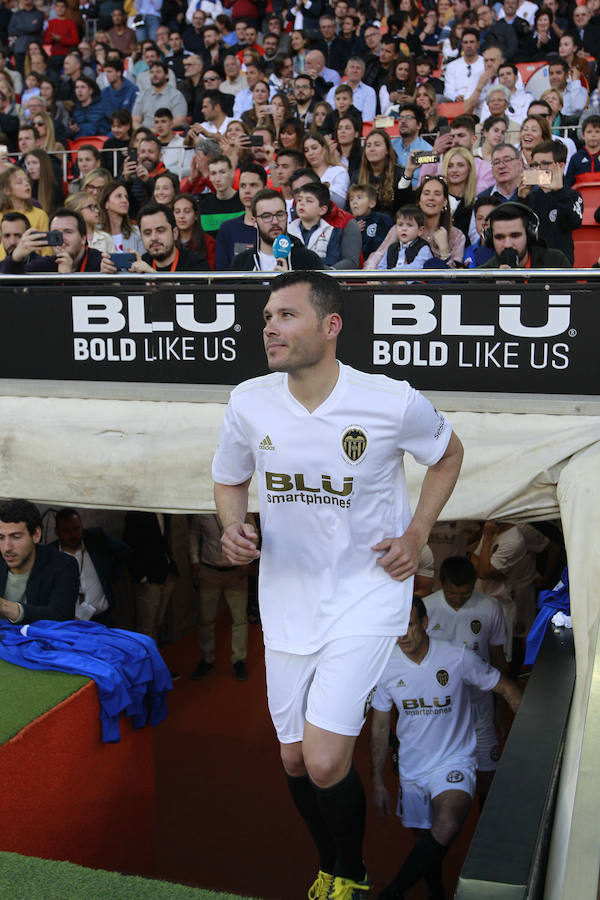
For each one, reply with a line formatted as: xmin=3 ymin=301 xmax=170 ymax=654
xmin=0 ymin=853 xmax=262 ymax=900
xmin=0 ymin=658 xmax=88 ymax=744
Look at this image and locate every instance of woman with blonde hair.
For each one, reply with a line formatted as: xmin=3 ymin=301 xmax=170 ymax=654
xmin=81 ymin=168 xmax=113 ymax=200
xmin=29 ymin=110 xmax=64 ymax=152
xmin=23 ymin=148 xmax=64 ymax=214
xmin=0 ymin=166 xmax=49 ymax=231
xmin=440 ymin=145 xmax=477 ymax=238
xmin=66 ymin=191 xmax=114 ymax=253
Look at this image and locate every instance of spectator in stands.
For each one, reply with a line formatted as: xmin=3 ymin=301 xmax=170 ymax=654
xmin=100 ymin=179 xmax=144 ymax=255
xmin=102 ymin=110 xmax=132 ymax=177
xmin=23 ymin=148 xmax=63 ymax=214
xmin=70 ymin=76 xmax=110 ymax=138
xmin=124 ymin=135 xmax=166 ymax=216
xmin=325 ymin=57 xmax=376 ymax=123
xmin=65 ymin=190 xmax=114 ymax=254
xmin=8 ymin=0 xmax=44 ymax=75
xmin=3 ymin=207 xmax=103 ymax=272
xmin=106 ymin=201 xmax=209 ymax=273
xmin=272 ymin=148 xmax=303 ymax=217
xmin=421 ymin=116 xmax=494 ymax=193
xmin=0 ymin=166 xmax=48 ymax=232
xmin=303 ymin=130 xmax=349 ymax=209
xmin=132 ymin=60 xmax=187 ymax=130
xmin=233 ymin=60 xmax=265 ymax=119
xmin=59 ymin=51 xmax=85 ymax=104
xmin=0 ymin=94 xmax=20 ymax=154
xmin=107 ymin=7 xmax=137 ymax=56
xmin=200 ymin=90 xmax=234 ymax=136
xmin=178 ymin=54 xmax=204 ymax=119
xmin=478 ymin=142 xmax=522 ymax=204
xmin=391 ymin=103 xmax=432 ymax=187
xmin=0 ymin=47 xmax=22 ymax=96
xmin=292 ymin=74 xmax=316 ymax=131
xmin=154 ymin=108 xmax=192 ymax=177
xmin=478 ymin=201 xmax=571 ymax=268
xmin=24 ymin=42 xmax=55 ymax=89
xmin=348 ymin=182 xmax=393 ymax=260
xmin=198 ymin=153 xmax=244 ymax=236
xmin=495 ymin=62 xmax=533 ymax=125
xmin=166 ymin=29 xmax=191 ymax=81
xmin=278 ymin=117 xmax=305 ymax=153
xmin=101 ymin=57 xmax=138 ymax=116
xmin=440 ymin=145 xmax=478 ymax=239
xmin=521 ymin=6 xmax=559 ymax=59
xmin=378 ymin=203 xmax=434 ymax=271
xmin=477 ymin=116 xmax=507 ymax=162
xmin=321 ymin=84 xmax=362 ymax=136
xmin=221 ymin=53 xmax=247 ymax=99
xmin=199 ymin=23 xmax=226 ymax=70
xmin=528 ymin=99 xmax=577 ymax=165
xmin=357 ymin=128 xmax=402 ymax=217
xmin=288 ymin=181 xmax=342 ymax=267
xmin=547 ymin=56 xmax=587 ymax=118
xmin=66 ymin=143 xmax=100 ymax=195
xmin=571 ymin=5 xmax=600 ymax=55
xmin=415 ymin=84 xmax=448 ymax=147
xmin=519 ymin=114 xmax=552 ymax=167
xmin=269 ymin=92 xmax=294 ymax=141
xmin=443 ymin=27 xmax=484 ymax=102
xmin=172 ymin=193 xmax=209 ymax=264
xmin=0 ymin=211 xmax=29 ymax=261
xmin=29 ymin=110 xmax=64 ymax=158
xmin=229 ymin=187 xmax=323 ymax=271
xmin=518 ymin=139 xmax=582 ymax=264
xmin=44 ymin=0 xmax=78 ymax=71
xmin=329 ymin=115 xmax=362 ymax=184
xmin=0 ymin=499 xmax=78 ymax=623
xmin=179 ymin=137 xmax=220 ymax=195
xmin=183 ymin=10 xmax=208 ymax=54
xmin=17 ymin=124 xmax=40 ymax=159
xmin=379 ymin=56 xmax=417 ymax=116
xmin=463 ymin=194 xmax=501 ymax=267
xmin=565 ymin=114 xmax=600 ymax=186
xmin=81 ymin=169 xmax=113 ymax=205
xmin=558 ymin=31 xmax=590 ymax=81
xmin=152 ymin=171 xmax=180 ymax=209
xmin=39 ymin=78 xmax=69 ymax=145
xmin=215 ymin=161 xmax=266 ymax=269
xmin=288 ymin=166 xmax=361 ymax=269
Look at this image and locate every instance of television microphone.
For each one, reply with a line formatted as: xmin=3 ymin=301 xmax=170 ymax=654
xmin=273 ymin=233 xmax=291 ymax=260
xmin=498 ymin=248 xmax=519 ymax=267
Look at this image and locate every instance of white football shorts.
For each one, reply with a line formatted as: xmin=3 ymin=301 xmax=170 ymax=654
xmin=397 ymin=759 xmax=476 ymax=830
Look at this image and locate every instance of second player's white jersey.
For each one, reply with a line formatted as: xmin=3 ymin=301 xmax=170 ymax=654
xmin=212 ymin=362 xmax=452 ymax=654
xmin=372 ymin=639 xmax=500 ymax=781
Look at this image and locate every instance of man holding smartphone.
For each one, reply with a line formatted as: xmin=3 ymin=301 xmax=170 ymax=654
xmin=1 ymin=209 xmax=102 ymax=273
xmin=518 ymin=141 xmax=582 ymax=265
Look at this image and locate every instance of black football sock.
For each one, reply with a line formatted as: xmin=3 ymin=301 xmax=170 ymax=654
xmin=377 ymin=833 xmax=447 ymax=899
xmin=313 ymin=764 xmax=366 ymax=882
xmin=286 ymin=772 xmax=336 ymax=874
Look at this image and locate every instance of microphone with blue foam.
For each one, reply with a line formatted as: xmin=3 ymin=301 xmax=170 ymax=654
xmin=273 ymin=233 xmax=291 ymax=270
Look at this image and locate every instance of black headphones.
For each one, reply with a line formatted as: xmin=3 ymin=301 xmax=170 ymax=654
xmin=482 ymin=201 xmax=540 ymax=249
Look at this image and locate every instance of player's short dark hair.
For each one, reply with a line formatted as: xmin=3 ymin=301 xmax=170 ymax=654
xmin=451 ymin=114 xmax=476 ymax=134
xmin=275 ymin=148 xmax=304 ymax=168
xmin=2 ymin=210 xmax=30 ymax=228
xmin=55 ymin=507 xmax=80 ymax=526
xmin=154 ymin=106 xmax=173 ymax=120
xmin=104 ymin=56 xmax=123 ymax=73
xmin=294 ymin=180 xmax=330 ymax=210
xmin=396 ymin=204 xmax=424 ymax=226
xmin=208 ymin=153 xmax=233 ymax=170
xmin=289 ymin=167 xmax=319 ymax=189
xmin=0 ymin=499 xmax=42 ymax=535
xmin=251 ymin=187 xmax=285 ymax=217
xmin=439 ymin=556 xmax=477 ymax=586
xmin=532 ymin=139 xmax=566 ymax=163
xmin=547 ymin=55 xmax=569 ymax=73
xmin=51 ymin=207 xmax=86 ymax=237
xmin=270 ymin=270 xmax=344 ymax=320
xmin=399 ymin=102 xmax=425 ymax=128
xmin=497 ymin=62 xmax=517 ymax=76
xmin=239 ymin=161 xmax=267 ymax=185
xmin=412 ymin=596 xmax=428 ymax=621
xmin=582 ymin=114 xmax=600 ymax=131
xmin=294 ymin=73 xmax=314 ymax=88
xmin=461 ymin=26 xmax=480 ymax=40
xmin=138 ymin=201 xmax=176 ymax=230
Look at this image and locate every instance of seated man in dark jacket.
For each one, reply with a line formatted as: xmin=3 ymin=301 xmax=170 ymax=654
xmin=0 ymin=499 xmax=78 ymax=624
xmin=478 ymin=201 xmax=571 ymax=268
xmin=1 ymin=208 xmax=102 ymax=273
xmin=230 ymin=188 xmax=323 ymax=272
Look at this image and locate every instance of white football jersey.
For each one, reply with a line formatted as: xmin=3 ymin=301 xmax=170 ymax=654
xmin=213 ymin=362 xmax=452 ymax=654
xmin=372 ymin=639 xmax=500 ymax=780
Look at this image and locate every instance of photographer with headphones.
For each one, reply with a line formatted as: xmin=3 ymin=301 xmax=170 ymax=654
xmin=477 ymin=201 xmax=571 ymax=269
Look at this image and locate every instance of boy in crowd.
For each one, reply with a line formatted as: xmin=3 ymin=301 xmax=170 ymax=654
xmin=102 ymin=110 xmax=132 ymax=176
xmin=463 ymin=195 xmax=501 ymax=268
xmin=323 ymin=83 xmax=362 ymax=133
xmin=198 ymin=154 xmax=244 ymax=237
xmin=215 ymin=162 xmax=267 ymax=269
xmin=565 ymin=115 xmax=600 ymax=187
xmin=379 ymin=205 xmax=433 ymax=271
xmin=348 ymin=183 xmax=393 ymax=259
xmin=287 ymin=182 xmax=342 ymax=268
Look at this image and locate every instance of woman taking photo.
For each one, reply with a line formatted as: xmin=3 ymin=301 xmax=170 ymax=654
xmin=152 ymin=171 xmax=180 ymax=207
xmin=379 ymin=57 xmax=416 ymax=116
xmin=519 ymin=114 xmax=552 ymax=166
xmin=477 ymin=115 xmax=508 ymax=161
xmin=304 ymin=130 xmax=350 ymax=207
xmin=99 ymin=180 xmax=144 ymax=255
xmin=241 ymin=80 xmax=273 ymax=132
xmin=356 ymin=128 xmax=402 ymax=216
xmin=366 ymin=174 xmax=465 ymax=268
xmin=270 ymin=92 xmax=293 ymax=139
xmin=415 ymin=83 xmax=448 ymax=145
xmin=65 ymin=190 xmax=114 ymax=253
xmin=440 ymin=145 xmax=477 ymax=238
xmin=23 ymin=148 xmax=64 ymax=214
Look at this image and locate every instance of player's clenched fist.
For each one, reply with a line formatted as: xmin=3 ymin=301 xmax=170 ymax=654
xmin=221 ymin=522 xmax=260 ymax=565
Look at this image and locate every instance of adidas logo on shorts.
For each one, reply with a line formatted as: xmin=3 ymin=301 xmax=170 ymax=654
xmin=396 ymin=679 xmax=405 ymax=687
xmin=259 ymin=435 xmax=275 ymax=451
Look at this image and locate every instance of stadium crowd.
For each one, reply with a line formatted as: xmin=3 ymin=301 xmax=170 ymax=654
xmin=0 ymin=0 xmax=596 ymax=272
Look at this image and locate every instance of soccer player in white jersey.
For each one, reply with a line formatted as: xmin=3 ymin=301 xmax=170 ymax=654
xmin=371 ymin=598 xmax=520 ymax=900
xmin=425 ymin=555 xmax=507 ymax=807
xmin=212 ymin=271 xmax=464 ymax=900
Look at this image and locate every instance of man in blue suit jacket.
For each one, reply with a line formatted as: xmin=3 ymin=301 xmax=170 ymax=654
xmin=0 ymin=499 xmax=78 ymax=624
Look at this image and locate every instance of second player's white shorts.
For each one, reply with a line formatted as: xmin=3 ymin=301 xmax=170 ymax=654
xmin=266 ymin=635 xmax=397 ymax=743
xmin=473 ymin=693 xmax=499 ymax=772
xmin=397 ymin=758 xmax=476 ymax=830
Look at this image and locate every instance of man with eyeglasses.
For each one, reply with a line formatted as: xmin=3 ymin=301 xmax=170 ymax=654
xmin=230 ymin=188 xmax=322 ymax=272
xmin=443 ymin=27 xmax=484 ymax=102
xmin=392 ymin=103 xmax=434 ymax=189
xmin=464 ymin=143 xmax=522 ymax=243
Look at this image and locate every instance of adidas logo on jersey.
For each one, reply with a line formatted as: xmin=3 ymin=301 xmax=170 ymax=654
xmin=259 ymin=435 xmax=275 ymax=451
xmin=396 ymin=679 xmax=406 ymax=687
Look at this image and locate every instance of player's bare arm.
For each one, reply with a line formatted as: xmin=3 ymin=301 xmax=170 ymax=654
xmin=214 ymin=481 xmax=260 ymax=565
xmin=492 ymin=673 xmax=521 ymax=714
xmin=370 ymin=708 xmax=392 ymax=817
xmin=372 ymin=432 xmax=464 ymax=581
xmin=471 ymin=520 xmax=506 ymax=580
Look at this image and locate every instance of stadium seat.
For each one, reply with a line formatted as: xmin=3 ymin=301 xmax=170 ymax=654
xmin=573 ymin=226 xmax=600 ymax=266
xmin=362 ymin=122 xmax=374 ymax=137
xmin=516 ymin=61 xmax=547 ymax=85
xmin=66 ymin=135 xmax=108 ymax=153
xmin=576 ymin=182 xmax=600 ymax=224
xmin=436 ymin=101 xmax=464 ymax=121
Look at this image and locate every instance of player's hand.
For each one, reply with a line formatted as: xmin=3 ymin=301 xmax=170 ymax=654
xmin=372 ymin=533 xmax=422 ymax=581
xmin=372 ymin=783 xmax=391 ymax=818
xmin=221 ymin=522 xmax=260 ymax=565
